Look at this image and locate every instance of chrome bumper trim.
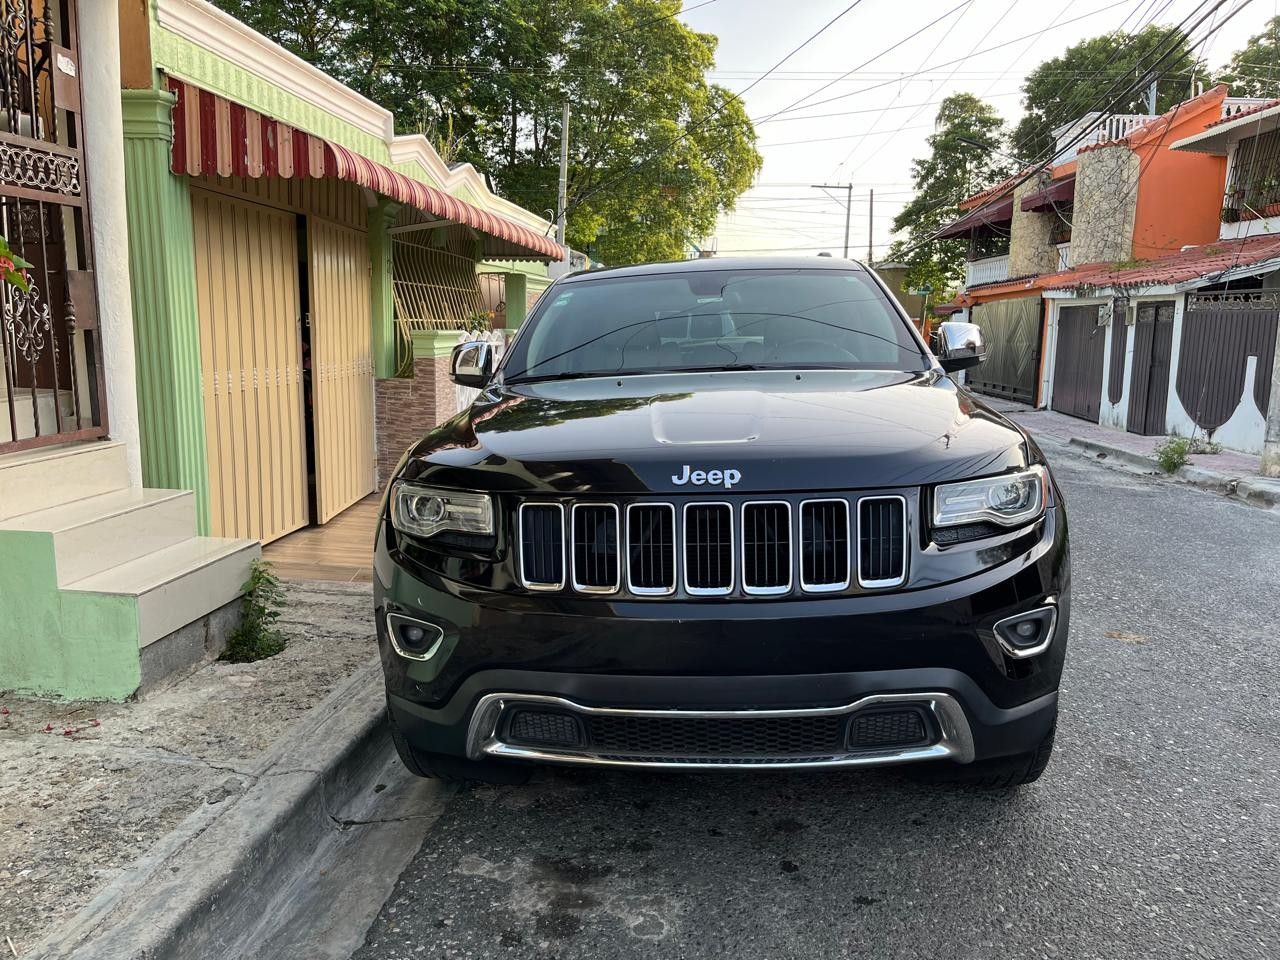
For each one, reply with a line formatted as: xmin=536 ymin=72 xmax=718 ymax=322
xmin=464 ymin=691 xmax=975 ymax=770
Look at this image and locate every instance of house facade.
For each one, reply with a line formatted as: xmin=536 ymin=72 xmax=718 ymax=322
xmin=1 ymin=0 xmax=565 ymax=701
xmin=1 ymin=0 xmax=259 ymax=701
xmin=119 ymin=0 xmax=563 ymax=545
xmin=938 ymin=86 xmax=1260 ymax=407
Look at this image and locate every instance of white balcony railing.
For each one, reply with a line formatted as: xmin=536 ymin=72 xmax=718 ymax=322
xmin=965 ymin=253 xmax=1010 ymax=287
xmin=1053 ymin=113 xmax=1154 ymax=163
xmin=1056 ymin=242 xmax=1071 ymax=271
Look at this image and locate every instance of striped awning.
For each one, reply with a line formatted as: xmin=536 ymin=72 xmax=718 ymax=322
xmin=165 ymin=77 xmax=563 ymax=262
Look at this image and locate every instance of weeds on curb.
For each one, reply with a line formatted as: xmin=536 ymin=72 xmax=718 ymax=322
xmin=1154 ymin=436 xmax=1191 ymax=473
xmin=222 ymin=560 xmax=287 ymax=662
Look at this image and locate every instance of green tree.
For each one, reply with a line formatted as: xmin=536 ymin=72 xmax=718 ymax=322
xmin=887 ymin=94 xmax=1013 ymax=294
xmin=1218 ymin=15 xmax=1280 ymax=98
xmin=1012 ymin=25 xmax=1204 ymax=161
xmin=212 ymin=0 xmax=762 ymax=264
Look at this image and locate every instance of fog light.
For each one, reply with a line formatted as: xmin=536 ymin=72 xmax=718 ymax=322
xmin=993 ymin=604 xmax=1057 ymax=659
xmin=385 ymin=612 xmax=445 ymax=661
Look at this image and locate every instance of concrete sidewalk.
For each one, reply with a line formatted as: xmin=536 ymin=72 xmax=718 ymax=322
xmin=0 ymin=580 xmax=379 ymax=955
xmin=984 ymin=399 xmax=1280 ymax=509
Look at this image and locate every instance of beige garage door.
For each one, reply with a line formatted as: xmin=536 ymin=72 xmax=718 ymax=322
xmin=308 ymin=217 xmax=375 ymax=524
xmin=192 ymin=189 xmax=308 ymax=543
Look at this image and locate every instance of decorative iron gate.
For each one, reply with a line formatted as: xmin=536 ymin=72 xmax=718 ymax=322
xmin=968 ymin=296 xmax=1042 ymax=404
xmin=0 ymin=0 xmax=106 ymax=452
xmin=1177 ymin=292 xmax=1278 ymax=433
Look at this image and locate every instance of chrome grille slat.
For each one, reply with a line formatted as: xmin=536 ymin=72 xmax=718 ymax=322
xmin=800 ymin=498 xmax=850 ymax=591
xmin=572 ymin=503 xmax=620 ymax=593
xmin=742 ymin=501 xmax=791 ymax=595
xmin=858 ymin=495 xmax=907 ymax=588
xmin=683 ymin=502 xmax=733 ymax=595
xmin=626 ymin=503 xmax=676 ymax=594
xmin=519 ymin=503 xmax=565 ymax=590
xmin=519 ymin=495 xmax=909 ymax=595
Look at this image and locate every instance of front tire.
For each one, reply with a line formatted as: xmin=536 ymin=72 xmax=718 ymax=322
xmin=913 ymin=720 xmax=1056 ymax=788
xmin=388 ymin=706 xmax=531 ymax=785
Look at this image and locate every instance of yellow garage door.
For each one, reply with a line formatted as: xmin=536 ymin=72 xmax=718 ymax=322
xmin=192 ymin=190 xmax=308 ymax=543
xmin=308 ymin=217 xmax=375 ymax=524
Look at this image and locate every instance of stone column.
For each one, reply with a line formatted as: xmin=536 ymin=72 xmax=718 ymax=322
xmin=120 ymin=88 xmax=211 ymax=532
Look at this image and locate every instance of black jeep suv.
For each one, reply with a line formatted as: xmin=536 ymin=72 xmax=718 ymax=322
xmin=375 ymin=258 xmax=1068 ymax=786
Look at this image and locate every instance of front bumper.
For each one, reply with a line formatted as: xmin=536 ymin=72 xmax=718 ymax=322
xmin=376 ymin=506 xmax=1068 ymax=769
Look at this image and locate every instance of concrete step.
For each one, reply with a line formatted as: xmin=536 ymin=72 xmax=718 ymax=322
xmin=0 ymin=487 xmax=196 ymax=585
xmin=66 ymin=536 xmax=260 ymax=648
xmin=0 ymin=440 xmax=131 ymax=521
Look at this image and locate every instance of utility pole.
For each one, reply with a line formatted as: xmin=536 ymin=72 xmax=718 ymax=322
xmin=556 ymin=101 xmax=570 ymax=265
xmin=1147 ymin=77 xmax=1158 ymax=115
xmin=867 ymin=188 xmax=874 ymax=264
xmin=811 ymin=182 xmax=853 ymax=259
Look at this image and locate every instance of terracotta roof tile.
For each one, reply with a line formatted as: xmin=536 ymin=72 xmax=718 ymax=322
xmin=1039 ymin=233 xmax=1280 ymax=291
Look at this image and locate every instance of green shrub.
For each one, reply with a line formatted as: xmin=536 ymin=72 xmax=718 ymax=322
xmin=222 ymin=560 xmax=287 ymax=662
xmin=1154 ymin=436 xmax=1191 ymax=473
xmin=1188 ymin=436 xmax=1222 ymax=455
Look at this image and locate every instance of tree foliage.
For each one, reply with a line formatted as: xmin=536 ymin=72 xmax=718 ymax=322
xmin=1012 ymin=25 xmax=1204 ymax=162
xmin=1217 ymin=16 xmax=1280 ymax=99
xmin=887 ymin=94 xmax=1013 ymax=295
xmin=212 ymin=0 xmax=762 ymax=264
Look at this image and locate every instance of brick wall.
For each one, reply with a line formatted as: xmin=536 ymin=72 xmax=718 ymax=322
xmin=375 ymin=355 xmax=453 ymax=490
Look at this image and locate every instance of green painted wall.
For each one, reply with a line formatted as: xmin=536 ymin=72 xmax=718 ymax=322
xmin=369 ymin=199 xmax=398 ymax=377
xmin=0 ymin=531 xmax=142 ymax=700
xmin=121 ymin=88 xmax=211 ymax=533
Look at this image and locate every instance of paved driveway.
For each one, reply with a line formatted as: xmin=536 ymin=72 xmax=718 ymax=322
xmin=353 ymin=450 xmax=1280 ymax=960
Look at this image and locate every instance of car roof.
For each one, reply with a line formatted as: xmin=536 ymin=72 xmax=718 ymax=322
xmin=560 ymin=256 xmax=871 ymax=283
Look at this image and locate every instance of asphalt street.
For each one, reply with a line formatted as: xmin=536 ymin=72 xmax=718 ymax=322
xmin=352 ymin=447 xmax=1280 ymax=960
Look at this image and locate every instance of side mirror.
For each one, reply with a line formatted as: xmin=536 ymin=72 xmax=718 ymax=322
xmin=935 ymin=320 xmax=987 ymax=372
xmin=450 ymin=340 xmax=494 ymax=388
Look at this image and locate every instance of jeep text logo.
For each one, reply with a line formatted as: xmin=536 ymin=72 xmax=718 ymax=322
xmin=672 ymin=465 xmax=741 ymax=489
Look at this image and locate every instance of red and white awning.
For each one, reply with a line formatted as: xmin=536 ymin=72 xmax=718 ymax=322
xmin=165 ymin=77 xmax=563 ymax=261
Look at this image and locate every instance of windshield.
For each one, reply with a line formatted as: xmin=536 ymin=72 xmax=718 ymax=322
xmin=502 ymin=267 xmax=929 ymax=381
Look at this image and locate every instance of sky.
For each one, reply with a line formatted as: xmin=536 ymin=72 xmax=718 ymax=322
xmin=677 ymin=0 xmax=1269 ymax=261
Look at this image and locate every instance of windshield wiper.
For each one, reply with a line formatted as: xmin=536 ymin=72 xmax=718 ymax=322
xmin=505 ymin=370 xmax=627 ymax=384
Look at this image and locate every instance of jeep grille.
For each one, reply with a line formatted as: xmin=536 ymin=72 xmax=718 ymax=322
xmin=517 ymin=495 xmax=909 ymax=597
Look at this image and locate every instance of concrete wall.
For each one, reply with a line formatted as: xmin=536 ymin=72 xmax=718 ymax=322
xmin=1070 ymin=146 xmax=1140 ymax=267
xmin=1008 ymin=178 xmax=1061 ymax=278
xmin=81 ymin=0 xmax=142 ymax=485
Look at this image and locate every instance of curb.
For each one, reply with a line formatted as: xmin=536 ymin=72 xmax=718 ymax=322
xmin=1063 ymin=437 xmax=1280 ymax=509
xmin=31 ymin=658 xmax=391 ymax=960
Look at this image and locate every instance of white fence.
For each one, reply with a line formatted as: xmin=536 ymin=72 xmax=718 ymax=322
xmin=965 ymin=254 xmax=1010 ymax=288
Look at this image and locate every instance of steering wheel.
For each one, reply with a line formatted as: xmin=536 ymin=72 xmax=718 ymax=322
xmin=766 ymin=337 xmax=860 ymax=363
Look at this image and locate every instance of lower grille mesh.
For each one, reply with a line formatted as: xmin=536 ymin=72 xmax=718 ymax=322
xmin=508 ymin=710 xmax=583 ymax=747
xmin=584 ymin=714 xmax=845 ymax=758
xmin=848 ymin=709 xmax=928 ymax=749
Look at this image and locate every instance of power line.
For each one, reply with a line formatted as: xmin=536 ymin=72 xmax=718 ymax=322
xmin=763 ymin=0 xmax=1135 ymax=122
xmin=556 ymin=0 xmax=872 ymax=224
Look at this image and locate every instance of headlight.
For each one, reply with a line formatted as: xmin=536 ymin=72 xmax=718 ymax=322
xmin=932 ymin=465 xmax=1047 ymax=528
xmin=391 ymin=482 xmax=494 ymax=539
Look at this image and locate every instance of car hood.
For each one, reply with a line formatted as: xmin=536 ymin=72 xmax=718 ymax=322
xmin=401 ymin=370 xmax=1031 ymax=494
